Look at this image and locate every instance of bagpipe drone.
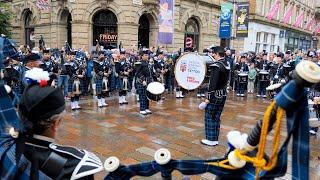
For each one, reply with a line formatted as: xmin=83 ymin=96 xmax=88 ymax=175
xmin=103 ymin=60 xmax=320 ymax=180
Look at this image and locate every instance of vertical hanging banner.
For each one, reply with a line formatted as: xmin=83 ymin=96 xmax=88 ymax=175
xmin=266 ymin=0 xmax=280 ymax=21
xmin=293 ymin=11 xmax=305 ymax=28
xmin=158 ymin=0 xmax=174 ymax=44
xmin=281 ymin=5 xmax=294 ymax=24
xmin=304 ymin=17 xmax=315 ymax=31
xmin=236 ymin=2 xmax=249 ymax=37
xmin=219 ymin=2 xmax=233 ymax=39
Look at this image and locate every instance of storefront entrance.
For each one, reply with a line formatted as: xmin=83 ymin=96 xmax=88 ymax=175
xmin=93 ymin=10 xmax=118 ymax=49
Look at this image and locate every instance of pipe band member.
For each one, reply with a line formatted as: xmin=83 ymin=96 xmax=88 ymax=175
xmin=6 ymin=81 xmax=104 ymax=179
xmin=235 ymin=55 xmax=249 ymax=97
xmin=200 ymin=46 xmax=230 ymax=147
xmin=66 ymin=51 xmax=82 ymax=110
xmin=256 ymin=53 xmax=270 ymax=98
xmin=136 ymin=48 xmax=153 ymax=115
xmin=116 ymin=49 xmax=132 ymax=105
xmin=94 ymin=51 xmax=110 ymax=108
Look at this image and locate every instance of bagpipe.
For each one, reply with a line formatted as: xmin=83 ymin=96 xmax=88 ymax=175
xmin=104 ymin=60 xmax=320 ymax=180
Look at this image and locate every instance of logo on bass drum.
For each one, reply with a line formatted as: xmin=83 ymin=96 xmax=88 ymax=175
xmin=180 ymin=62 xmax=187 ymax=72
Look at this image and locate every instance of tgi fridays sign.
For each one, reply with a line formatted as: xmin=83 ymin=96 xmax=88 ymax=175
xmin=99 ymin=33 xmax=118 ymax=42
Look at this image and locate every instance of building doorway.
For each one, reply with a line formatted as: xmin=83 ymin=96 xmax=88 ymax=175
xmin=24 ymin=10 xmax=35 ymax=48
xmin=93 ymin=10 xmax=118 ymax=49
xmin=138 ymin=14 xmax=150 ymax=48
xmin=184 ymin=18 xmax=200 ymax=51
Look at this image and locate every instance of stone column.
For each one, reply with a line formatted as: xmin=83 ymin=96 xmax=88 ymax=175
xmin=117 ymin=22 xmax=139 ymax=49
xmin=71 ymin=21 xmax=91 ymax=50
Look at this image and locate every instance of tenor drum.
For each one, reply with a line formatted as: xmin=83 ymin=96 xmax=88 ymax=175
xmin=238 ymin=73 xmax=248 ymax=83
xmin=174 ymin=53 xmax=214 ymax=90
xmin=146 ymin=82 xmax=165 ymax=101
xmin=259 ymin=71 xmax=270 ymax=81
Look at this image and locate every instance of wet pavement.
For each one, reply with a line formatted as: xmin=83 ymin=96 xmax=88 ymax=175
xmin=56 ymin=91 xmax=320 ymax=180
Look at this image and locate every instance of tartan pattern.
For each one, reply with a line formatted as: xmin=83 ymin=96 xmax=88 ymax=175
xmin=204 ymin=96 xmax=226 ymax=141
xmin=95 ymin=78 xmax=103 ymax=94
xmin=67 ymin=78 xmax=84 ymax=94
xmin=137 ymin=83 xmax=149 ymax=111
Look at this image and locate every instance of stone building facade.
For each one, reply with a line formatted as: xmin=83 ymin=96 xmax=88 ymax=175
xmin=9 ymin=0 xmax=225 ymax=52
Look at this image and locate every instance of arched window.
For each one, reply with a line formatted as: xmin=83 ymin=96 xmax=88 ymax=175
xmin=93 ymin=10 xmax=118 ymax=49
xmin=24 ymin=10 xmax=35 ymax=48
xmin=184 ymin=18 xmax=200 ymax=51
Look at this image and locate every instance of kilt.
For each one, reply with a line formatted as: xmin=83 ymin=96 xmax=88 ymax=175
xmin=95 ymin=78 xmax=103 ymax=94
xmin=136 ymin=83 xmax=149 ymax=111
xmin=258 ymin=81 xmax=269 ymax=96
xmin=204 ymin=96 xmax=226 ymax=141
xmin=68 ymin=77 xmax=85 ymax=94
xmin=67 ymin=79 xmax=73 ymax=93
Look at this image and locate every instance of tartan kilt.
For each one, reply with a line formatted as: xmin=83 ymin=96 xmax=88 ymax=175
xmin=67 ymin=79 xmax=74 ymax=93
xmin=136 ymin=83 xmax=149 ymax=111
xmin=95 ymin=78 xmax=103 ymax=94
xmin=204 ymin=96 xmax=226 ymax=141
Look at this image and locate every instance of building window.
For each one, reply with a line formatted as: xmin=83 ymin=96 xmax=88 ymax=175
xmin=184 ymin=17 xmax=200 ymax=51
xmin=255 ymin=43 xmax=261 ymax=53
xmin=270 ymin=34 xmax=276 ymax=52
xmin=93 ymin=10 xmax=118 ymax=49
xmin=263 ymin=33 xmax=268 ymax=43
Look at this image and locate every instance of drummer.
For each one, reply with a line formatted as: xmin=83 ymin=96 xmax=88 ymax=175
xmin=235 ymin=55 xmax=249 ymax=97
xmin=257 ymin=53 xmax=270 ymax=98
xmin=136 ymin=48 xmax=153 ymax=115
xmin=199 ymin=46 xmax=230 ymax=146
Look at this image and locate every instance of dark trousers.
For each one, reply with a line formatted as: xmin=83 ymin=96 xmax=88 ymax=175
xmin=237 ymin=83 xmax=247 ymax=94
xmin=165 ymin=75 xmax=174 ymax=92
xmin=137 ymin=83 xmax=149 ymax=111
xmin=204 ymin=96 xmax=226 ymax=141
xmin=258 ymin=81 xmax=269 ymax=96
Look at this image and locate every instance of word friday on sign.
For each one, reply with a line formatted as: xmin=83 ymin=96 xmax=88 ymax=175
xmin=99 ymin=34 xmax=118 ymax=42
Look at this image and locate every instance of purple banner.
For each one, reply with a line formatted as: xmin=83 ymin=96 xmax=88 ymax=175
xmin=158 ymin=0 xmax=174 ymax=44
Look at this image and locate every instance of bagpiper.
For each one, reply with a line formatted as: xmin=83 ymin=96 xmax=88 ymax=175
xmin=0 ymin=70 xmax=103 ymax=179
xmin=116 ymin=49 xmax=132 ymax=105
xmin=66 ymin=51 xmax=83 ymax=110
xmin=93 ymin=51 xmax=110 ymax=108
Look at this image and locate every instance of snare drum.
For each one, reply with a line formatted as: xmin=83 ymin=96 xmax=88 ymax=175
xmin=146 ymin=82 xmax=165 ymax=101
xmin=174 ymin=53 xmax=214 ymax=90
xmin=259 ymin=71 xmax=270 ymax=81
xmin=238 ymin=73 xmax=248 ymax=83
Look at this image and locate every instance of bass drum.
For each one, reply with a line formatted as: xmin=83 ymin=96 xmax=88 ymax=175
xmin=146 ymin=82 xmax=165 ymax=101
xmin=174 ymin=53 xmax=214 ymax=90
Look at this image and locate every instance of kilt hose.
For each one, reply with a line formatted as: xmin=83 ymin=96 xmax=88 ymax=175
xmin=204 ymin=96 xmax=227 ymax=141
xmin=137 ymin=83 xmax=149 ymax=111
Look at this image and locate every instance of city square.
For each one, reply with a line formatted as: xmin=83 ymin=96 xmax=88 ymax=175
xmin=0 ymin=0 xmax=320 ymax=180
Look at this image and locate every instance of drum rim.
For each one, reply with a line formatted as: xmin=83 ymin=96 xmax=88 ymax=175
xmin=174 ymin=53 xmax=214 ymax=90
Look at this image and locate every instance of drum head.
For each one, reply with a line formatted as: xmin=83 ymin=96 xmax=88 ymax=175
xmin=174 ymin=53 xmax=208 ymax=90
xmin=147 ymin=82 xmax=165 ymax=95
xmin=238 ymin=73 xmax=248 ymax=76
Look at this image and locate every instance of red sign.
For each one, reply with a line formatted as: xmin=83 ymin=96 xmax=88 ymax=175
xmin=185 ymin=37 xmax=193 ymax=48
